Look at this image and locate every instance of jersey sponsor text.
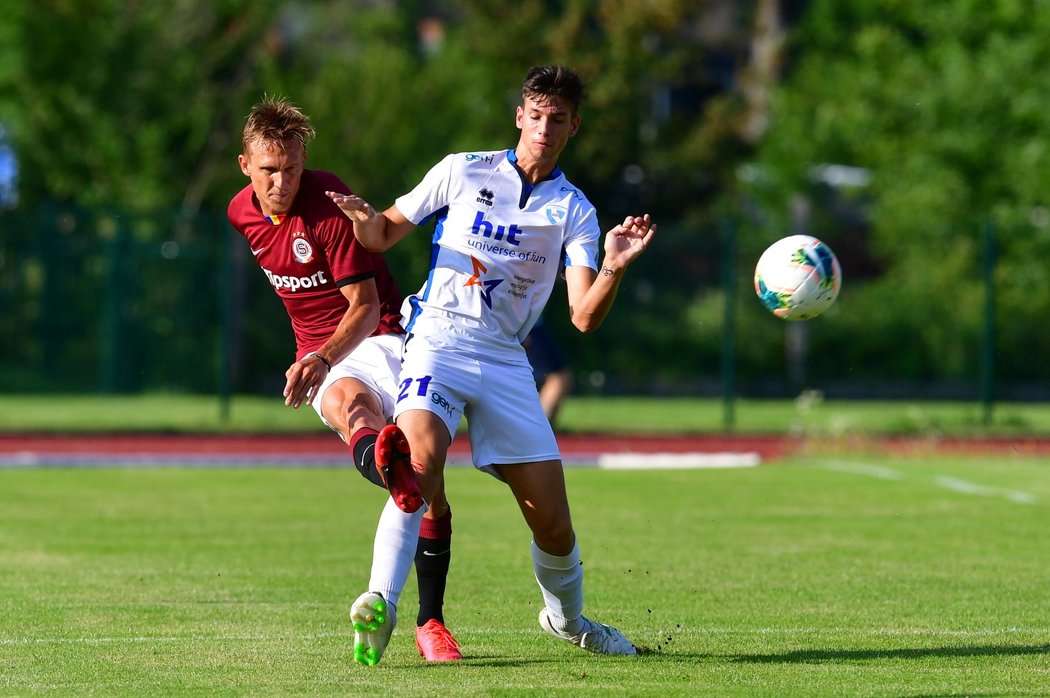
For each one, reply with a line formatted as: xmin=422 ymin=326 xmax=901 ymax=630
xmin=471 ymin=210 xmax=522 ymax=245
xmin=262 ymin=267 xmax=329 ymax=291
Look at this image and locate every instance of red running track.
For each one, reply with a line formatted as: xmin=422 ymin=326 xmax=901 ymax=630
xmin=0 ymin=433 xmax=791 ymax=467
xmin=1 ymin=433 xmax=1047 ymax=468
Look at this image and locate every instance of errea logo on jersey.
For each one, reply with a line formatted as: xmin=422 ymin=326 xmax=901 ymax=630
xmin=263 ymin=267 xmax=328 ymax=292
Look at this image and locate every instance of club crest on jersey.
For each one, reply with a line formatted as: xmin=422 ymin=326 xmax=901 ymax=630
xmin=291 ymin=231 xmax=313 ymax=264
xmin=464 ymin=256 xmax=503 ymax=309
xmin=545 ymin=206 xmax=567 ymax=224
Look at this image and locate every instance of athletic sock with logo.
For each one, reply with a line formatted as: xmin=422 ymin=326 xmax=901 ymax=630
xmin=367 ymin=496 xmax=424 ymax=609
xmin=531 ymin=539 xmax=586 ymax=636
xmin=350 ymin=428 xmax=386 ymax=489
xmin=415 ymin=508 xmax=453 ymax=626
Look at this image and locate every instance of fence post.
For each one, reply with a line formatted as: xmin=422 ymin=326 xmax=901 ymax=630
xmin=979 ymin=219 xmax=997 ymax=426
xmin=98 ymin=213 xmax=125 ymax=393
xmin=217 ymin=215 xmax=232 ymax=423
xmin=720 ymin=217 xmax=737 ymax=431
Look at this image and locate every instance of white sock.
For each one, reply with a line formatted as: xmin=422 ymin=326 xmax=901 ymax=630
xmin=532 ymin=539 xmax=584 ymax=633
xmin=367 ymin=497 xmax=424 ymax=610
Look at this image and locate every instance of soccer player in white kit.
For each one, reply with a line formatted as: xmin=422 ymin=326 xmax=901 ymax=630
xmin=328 ymin=64 xmax=656 ymax=664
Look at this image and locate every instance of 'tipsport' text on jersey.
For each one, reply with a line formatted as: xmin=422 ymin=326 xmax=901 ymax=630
xmin=227 ymin=170 xmax=403 ymax=360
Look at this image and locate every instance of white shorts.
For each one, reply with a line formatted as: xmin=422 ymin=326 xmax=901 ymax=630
xmin=396 ymin=333 xmax=560 ymax=472
xmin=311 ymin=333 xmax=405 ymax=434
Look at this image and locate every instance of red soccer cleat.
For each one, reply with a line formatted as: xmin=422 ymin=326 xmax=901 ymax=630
xmin=415 ymin=619 xmax=463 ymax=661
xmin=375 ymin=424 xmax=423 ymax=513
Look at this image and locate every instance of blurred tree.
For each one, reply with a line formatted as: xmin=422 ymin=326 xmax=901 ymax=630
xmin=30 ymin=1 xmax=1043 ymax=397
xmin=0 ymin=0 xmax=788 ymax=395
xmin=751 ymin=0 xmax=1050 ymax=388
xmin=10 ymin=0 xmax=283 ymax=211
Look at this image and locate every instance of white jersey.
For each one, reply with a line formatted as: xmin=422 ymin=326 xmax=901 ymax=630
xmin=395 ymin=149 xmax=600 ymax=358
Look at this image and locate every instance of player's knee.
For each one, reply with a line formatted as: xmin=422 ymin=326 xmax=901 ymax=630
xmin=530 ymin=514 xmax=574 ymax=553
xmin=319 ymin=389 xmax=347 ymax=429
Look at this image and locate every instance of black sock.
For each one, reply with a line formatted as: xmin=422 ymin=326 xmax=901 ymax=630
xmin=350 ymin=430 xmax=386 ymax=489
xmin=415 ymin=510 xmax=453 ymax=626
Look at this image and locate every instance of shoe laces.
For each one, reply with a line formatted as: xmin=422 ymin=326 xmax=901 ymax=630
xmin=420 ymin=620 xmax=459 ymax=652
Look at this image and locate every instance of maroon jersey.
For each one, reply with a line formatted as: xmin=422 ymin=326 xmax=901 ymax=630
xmin=227 ymin=170 xmax=404 ymax=360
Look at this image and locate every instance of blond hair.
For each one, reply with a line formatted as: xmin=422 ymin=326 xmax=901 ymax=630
xmin=241 ymin=95 xmax=316 ymax=154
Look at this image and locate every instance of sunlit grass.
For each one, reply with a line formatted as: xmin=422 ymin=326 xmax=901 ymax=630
xmin=1 ymin=393 xmax=1048 ymax=436
xmin=2 ymin=456 xmax=1048 ymax=695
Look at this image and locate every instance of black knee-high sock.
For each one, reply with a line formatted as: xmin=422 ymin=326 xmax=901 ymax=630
xmin=415 ymin=508 xmax=453 ymax=626
xmin=349 ymin=428 xmax=386 ymax=489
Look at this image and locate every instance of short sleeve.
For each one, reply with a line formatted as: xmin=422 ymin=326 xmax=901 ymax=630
xmin=394 ymin=154 xmax=456 ymax=225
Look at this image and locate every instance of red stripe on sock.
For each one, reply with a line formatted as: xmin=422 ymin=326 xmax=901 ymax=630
xmin=419 ymin=509 xmax=452 ymax=539
xmin=349 ymin=427 xmax=380 ymax=453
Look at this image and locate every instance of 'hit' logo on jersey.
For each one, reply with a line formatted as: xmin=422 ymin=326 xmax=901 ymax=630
xmin=464 ymin=256 xmax=503 ymax=309
xmin=471 ymin=211 xmax=522 ymax=246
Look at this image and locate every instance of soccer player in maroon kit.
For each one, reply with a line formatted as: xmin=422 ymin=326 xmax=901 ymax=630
xmin=227 ymin=96 xmax=461 ymax=662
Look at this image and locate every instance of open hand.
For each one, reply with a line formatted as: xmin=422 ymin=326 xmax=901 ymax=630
xmin=283 ymin=355 xmax=328 ymax=409
xmin=604 ymin=214 xmax=656 ymax=268
xmin=326 ymin=191 xmax=377 ymax=224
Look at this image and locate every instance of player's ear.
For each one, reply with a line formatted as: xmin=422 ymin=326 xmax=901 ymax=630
xmin=515 ymin=105 xmax=525 ymax=129
xmin=237 ymin=153 xmax=251 ymax=176
xmin=569 ymin=114 xmax=580 ymax=137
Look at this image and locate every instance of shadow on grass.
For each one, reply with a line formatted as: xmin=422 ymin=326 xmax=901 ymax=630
xmin=730 ymin=643 xmax=1049 ymax=663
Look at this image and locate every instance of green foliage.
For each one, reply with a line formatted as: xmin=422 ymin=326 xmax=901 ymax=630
xmin=12 ymin=0 xmax=281 ymax=210
xmin=3 ymin=0 xmax=766 ymax=395
xmin=6 ymin=1 xmax=1050 ymax=395
xmin=752 ymin=0 xmax=1050 ymax=386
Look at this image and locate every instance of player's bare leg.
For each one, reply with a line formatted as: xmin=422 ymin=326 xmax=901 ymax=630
xmin=322 ymin=381 xmax=458 ymax=662
xmin=321 ymin=379 xmax=422 ymax=512
xmin=496 ymin=459 xmax=637 ymax=656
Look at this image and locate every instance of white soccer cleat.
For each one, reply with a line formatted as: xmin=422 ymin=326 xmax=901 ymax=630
xmin=350 ymin=591 xmax=397 ymax=666
xmin=539 ymin=607 xmax=638 ymax=656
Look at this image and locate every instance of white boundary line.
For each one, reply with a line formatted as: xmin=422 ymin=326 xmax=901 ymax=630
xmin=817 ymin=459 xmax=1038 ymax=505
xmin=597 ymin=452 xmax=760 ymax=469
xmin=934 ymin=476 xmax=1038 ymax=504
xmin=4 ymin=625 xmax=1046 ymax=646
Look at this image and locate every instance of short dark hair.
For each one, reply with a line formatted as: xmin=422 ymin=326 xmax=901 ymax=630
xmin=241 ymin=95 xmax=316 ymax=155
xmin=521 ymin=65 xmax=586 ymax=115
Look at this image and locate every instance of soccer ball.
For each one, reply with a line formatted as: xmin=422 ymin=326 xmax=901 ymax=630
xmin=754 ymin=235 xmax=841 ymax=320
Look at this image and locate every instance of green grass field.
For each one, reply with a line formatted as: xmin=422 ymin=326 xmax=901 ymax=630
xmin=2 ymin=393 xmax=1050 ymax=436
xmin=2 ymin=455 xmax=1047 ymax=696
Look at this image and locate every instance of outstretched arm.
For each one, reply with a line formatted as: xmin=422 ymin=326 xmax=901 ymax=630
xmin=325 ymin=191 xmax=417 ymax=252
xmin=565 ymin=214 xmax=656 ymax=333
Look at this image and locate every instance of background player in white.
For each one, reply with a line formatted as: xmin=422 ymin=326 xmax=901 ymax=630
xmin=328 ymin=65 xmax=655 ymax=663
xmin=228 ymin=96 xmax=462 ymax=662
